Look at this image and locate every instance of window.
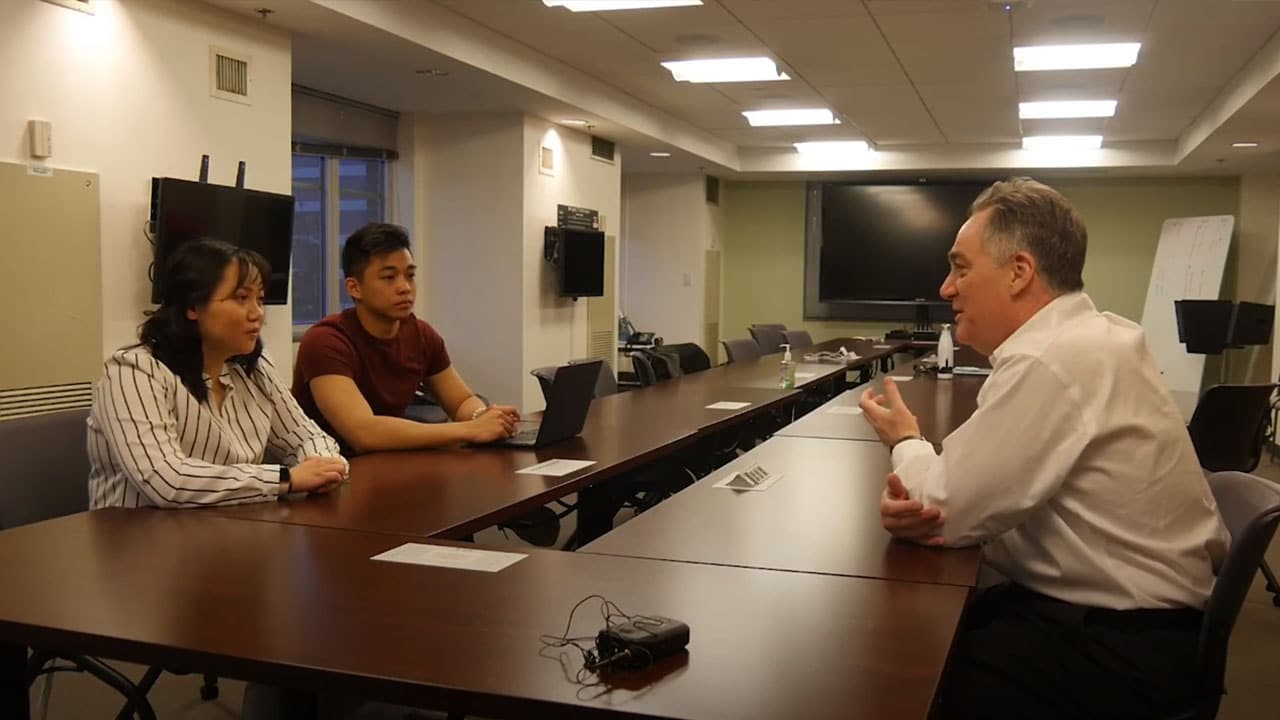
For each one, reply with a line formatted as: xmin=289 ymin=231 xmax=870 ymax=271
xmin=291 ymin=154 xmax=390 ymax=330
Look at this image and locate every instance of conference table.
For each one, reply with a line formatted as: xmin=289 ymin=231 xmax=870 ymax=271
xmin=583 ymin=434 xmax=982 ymax=587
xmin=777 ymin=372 xmax=987 ymax=447
xmin=0 ymin=334 xmax=994 ymax=720
xmin=207 ymin=337 xmax=899 ymax=541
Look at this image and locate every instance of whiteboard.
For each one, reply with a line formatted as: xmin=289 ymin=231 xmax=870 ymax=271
xmin=1139 ymin=215 xmax=1234 ymax=419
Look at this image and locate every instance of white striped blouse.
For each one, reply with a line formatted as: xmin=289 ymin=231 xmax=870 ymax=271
xmin=87 ymin=346 xmax=347 ymax=509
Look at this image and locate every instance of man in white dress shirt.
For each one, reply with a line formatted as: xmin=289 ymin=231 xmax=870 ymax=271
xmin=860 ymin=178 xmax=1227 ymax=719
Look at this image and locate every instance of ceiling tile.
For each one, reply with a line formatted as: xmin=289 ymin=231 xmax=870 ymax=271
xmin=821 ymin=85 xmax=944 ymax=145
xmin=917 ymin=83 xmax=1021 ymax=144
xmin=1011 ymin=0 xmax=1155 ymax=45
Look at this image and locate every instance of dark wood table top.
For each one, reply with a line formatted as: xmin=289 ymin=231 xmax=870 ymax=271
xmin=777 ymin=373 xmax=986 ymax=446
xmin=209 ymin=382 xmax=799 ymax=539
xmin=0 ymin=510 xmax=968 ymax=720
xmin=583 ymin=435 xmax=982 ymax=587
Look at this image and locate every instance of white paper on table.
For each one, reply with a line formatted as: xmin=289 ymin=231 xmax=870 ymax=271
xmin=887 ymin=376 xmax=914 ymax=382
xmin=372 ymin=543 xmax=526 ymax=572
xmin=705 ymin=401 xmax=752 ymax=410
xmin=794 ymin=372 xmax=818 ymax=380
xmin=516 ymin=459 xmax=597 ymax=477
xmin=827 ymin=406 xmax=864 ymax=415
xmin=873 ymin=344 xmax=893 ymax=349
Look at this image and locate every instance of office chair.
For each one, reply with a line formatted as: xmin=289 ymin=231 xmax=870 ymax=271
xmin=637 ymin=350 xmax=681 ymax=382
xmin=749 ymin=324 xmax=787 ymax=355
xmin=1181 ymin=471 xmax=1280 ymax=719
xmin=722 ymin=338 xmax=762 ymax=364
xmin=0 ymin=409 xmax=213 ymax=720
xmin=1188 ymin=384 xmax=1277 ymax=473
xmin=782 ymin=329 xmax=814 ymax=348
xmin=1187 ymin=383 xmax=1280 ymax=607
xmin=652 ymin=343 xmax=711 ymax=375
xmin=631 ymin=353 xmax=658 ymax=387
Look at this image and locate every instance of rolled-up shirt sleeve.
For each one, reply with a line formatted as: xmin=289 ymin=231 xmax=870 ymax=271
xmin=889 ymin=354 xmax=1091 ymax=546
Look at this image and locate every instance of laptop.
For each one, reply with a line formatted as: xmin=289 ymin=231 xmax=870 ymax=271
xmin=499 ymin=359 xmax=602 ymax=448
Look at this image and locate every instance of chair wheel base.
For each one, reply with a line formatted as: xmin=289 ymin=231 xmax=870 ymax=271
xmin=200 ymin=684 xmax=219 ymax=701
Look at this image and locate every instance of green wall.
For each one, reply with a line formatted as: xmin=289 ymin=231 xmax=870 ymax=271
xmin=722 ymin=177 xmax=1242 ymax=344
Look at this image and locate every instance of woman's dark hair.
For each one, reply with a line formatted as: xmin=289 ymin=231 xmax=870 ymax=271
xmin=139 ymin=239 xmax=270 ymax=402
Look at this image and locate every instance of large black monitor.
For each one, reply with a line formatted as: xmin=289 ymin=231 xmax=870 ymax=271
xmin=149 ymin=177 xmax=293 ymax=304
xmin=1229 ymin=301 xmax=1274 ymax=347
xmin=819 ymin=182 xmax=988 ymax=303
xmin=1175 ymin=300 xmax=1233 ymax=354
xmin=549 ymin=227 xmax=604 ymax=298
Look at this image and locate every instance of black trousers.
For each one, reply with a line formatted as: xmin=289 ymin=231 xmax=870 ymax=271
xmin=936 ymin=583 xmax=1202 ymax=720
xmin=1 ymin=643 xmax=28 ymax=720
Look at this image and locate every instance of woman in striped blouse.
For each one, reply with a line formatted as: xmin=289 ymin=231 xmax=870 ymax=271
xmin=88 ymin=239 xmax=348 ymax=508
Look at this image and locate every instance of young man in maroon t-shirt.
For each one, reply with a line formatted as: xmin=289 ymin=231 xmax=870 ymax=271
xmin=293 ymin=223 xmax=519 ymax=453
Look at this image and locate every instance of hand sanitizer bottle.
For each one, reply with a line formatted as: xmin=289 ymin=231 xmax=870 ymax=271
xmin=779 ymin=344 xmax=796 ymax=389
xmin=937 ymin=324 xmax=955 ymax=380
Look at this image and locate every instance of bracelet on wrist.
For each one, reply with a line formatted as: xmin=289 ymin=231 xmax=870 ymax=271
xmin=470 ymin=404 xmax=488 ymax=421
xmin=890 ymin=435 xmax=924 ymax=451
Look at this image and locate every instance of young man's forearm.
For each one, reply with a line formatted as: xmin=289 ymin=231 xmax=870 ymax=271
xmin=347 ymin=415 xmax=472 ymax=453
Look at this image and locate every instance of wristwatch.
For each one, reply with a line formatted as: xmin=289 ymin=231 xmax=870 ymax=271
xmin=279 ymin=465 xmax=292 ymax=495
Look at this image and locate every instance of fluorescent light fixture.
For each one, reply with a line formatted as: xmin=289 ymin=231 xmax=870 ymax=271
xmin=649 ymin=151 xmax=672 ymax=157
xmin=1014 ymin=43 xmax=1141 ymax=72
xmin=742 ymin=108 xmax=838 ymax=127
xmin=794 ymin=141 xmax=870 ymax=155
xmin=1232 ymin=142 xmax=1260 ymax=148
xmin=543 ymin=0 xmax=702 ymax=11
xmin=1019 ymin=100 xmax=1117 ymax=119
xmin=661 ymin=57 xmax=788 ymax=83
xmin=1022 ymin=135 xmax=1103 ymax=151
xmin=559 ymin=118 xmax=590 ymax=125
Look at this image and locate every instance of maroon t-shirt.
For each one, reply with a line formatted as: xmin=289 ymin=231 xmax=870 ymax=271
xmin=293 ymin=309 xmax=451 ymax=452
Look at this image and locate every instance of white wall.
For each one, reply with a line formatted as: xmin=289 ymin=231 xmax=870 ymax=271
xmin=522 ymin=117 xmax=622 ymax=410
xmin=0 ymin=0 xmax=293 ymax=367
xmin=420 ymin=113 xmax=526 ymax=407
xmin=621 ymin=174 xmax=717 ymax=347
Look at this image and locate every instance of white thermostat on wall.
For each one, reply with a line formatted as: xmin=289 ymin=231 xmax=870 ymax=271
xmin=28 ymin=120 xmax=52 ymax=159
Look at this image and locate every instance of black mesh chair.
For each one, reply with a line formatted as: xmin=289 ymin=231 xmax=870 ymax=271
xmin=1188 ymin=384 xmax=1277 ymax=472
xmin=782 ymin=329 xmax=814 ymax=348
xmin=1188 ymin=471 xmax=1280 ymax=719
xmin=749 ymin=324 xmax=787 ymax=355
xmin=1188 ymin=383 xmax=1280 ymax=606
xmin=722 ymin=338 xmax=762 ymax=364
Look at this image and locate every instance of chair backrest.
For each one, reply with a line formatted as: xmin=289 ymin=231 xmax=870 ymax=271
xmin=749 ymin=324 xmax=787 ymax=355
xmin=1197 ymin=471 xmax=1280 ymax=719
xmin=1187 ymin=384 xmax=1277 ymax=472
xmin=630 ymin=353 xmax=658 ymax=387
xmin=782 ymin=329 xmax=814 ymax=348
xmin=654 ymin=343 xmax=711 ymax=374
xmin=722 ymin=338 xmax=762 ymax=364
xmin=0 ymin=409 xmax=91 ymax=530
xmin=639 ymin=349 xmax=681 ymax=382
